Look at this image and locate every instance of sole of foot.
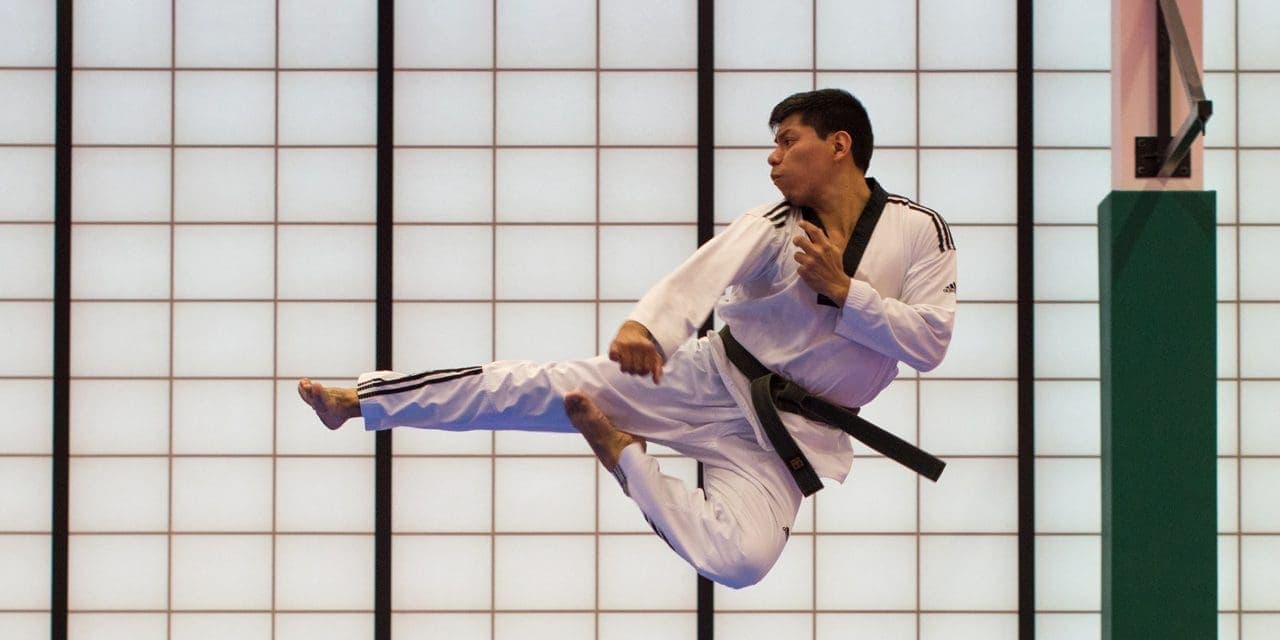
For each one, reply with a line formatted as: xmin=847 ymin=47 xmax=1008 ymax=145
xmin=563 ymin=391 xmax=643 ymax=471
xmin=297 ymin=378 xmax=352 ymax=431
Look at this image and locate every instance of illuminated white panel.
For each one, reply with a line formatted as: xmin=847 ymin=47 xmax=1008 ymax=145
xmin=494 ymin=457 xmax=594 ymax=531
xmin=0 ymin=0 xmax=54 ymax=66
xmin=920 ymin=614 xmax=1017 ymax=639
xmin=1219 ymin=302 xmax=1238 ymax=378
xmin=393 ymin=458 xmax=491 ymax=531
xmin=495 ymin=303 xmax=596 ymax=361
xmin=714 ymin=72 xmax=811 ymax=146
xmin=816 ymin=614 xmax=915 ymax=640
xmin=174 ymin=149 xmax=274 ymax=222
xmin=170 ymin=535 xmax=272 ymax=609
xmin=276 ymin=302 xmax=376 ymax=378
xmin=1240 ymin=227 xmax=1280 ymax=300
xmin=278 ymin=225 xmax=377 ymax=300
xmin=174 ymin=71 xmax=275 ymax=145
xmin=0 ymin=536 xmax=49 ymax=611
xmin=921 ymin=458 xmax=1017 ymax=532
xmin=1242 ymin=382 xmax=1280 ymax=454
xmin=395 ymin=72 xmax=494 ymax=146
xmin=1034 ymin=381 xmax=1100 ymax=455
xmin=920 ymin=150 xmax=1017 ymax=224
xmin=68 ymin=614 xmax=167 ymax=640
xmin=597 ymin=302 xmax=633 ymax=355
xmin=1203 ymin=73 xmax=1236 ymax=148
xmin=0 ymin=459 xmax=50 ymax=531
xmin=496 ymin=429 xmax=590 ymax=456
xmin=1036 ymin=536 xmax=1101 ymax=610
xmin=278 ymin=149 xmax=377 ymax=222
xmin=919 ymin=73 xmax=1017 ymax=147
xmin=393 ymin=226 xmax=492 ymax=299
xmin=276 ymin=458 xmax=375 ymax=531
xmin=600 ymin=0 xmax=696 ymax=68
xmin=173 ymin=380 xmax=274 ymax=454
xmin=598 ymin=535 xmax=694 ymax=609
xmin=175 ymin=0 xmax=275 ymax=68
xmin=1238 ymin=74 xmax=1280 ymax=146
xmin=69 ymin=535 xmax=168 ymax=609
xmin=0 ymin=72 xmax=53 ymax=144
xmin=599 ymin=457 xmax=695 ymax=532
xmin=278 ymin=72 xmax=376 ymax=145
xmin=925 ymin=303 xmax=1017 ymax=378
xmin=0 ymin=381 xmax=52 ymax=453
xmin=1035 ymin=226 xmax=1098 ymax=301
xmin=496 ymin=72 xmax=595 ymax=146
xmin=1242 ymin=460 xmax=1280 ymax=532
xmin=70 ymin=458 xmax=168 ymax=532
xmin=1240 ymin=304 xmax=1280 ymax=378
xmin=858 ymin=379 xmax=917 ymax=445
xmin=279 ymin=0 xmax=376 ymax=68
xmin=71 ymin=226 xmax=170 ymax=299
xmin=172 ymin=458 xmax=272 ymax=531
xmin=1033 ymin=73 xmax=1110 ymax=147
xmin=714 ymin=0 xmax=811 ymax=69
xmin=275 ymin=614 xmax=374 ymax=640
xmin=173 ymin=302 xmax=274 ymax=376
xmin=1203 ymin=0 xmax=1236 ymax=70
xmin=71 ymin=148 xmax=170 ymax=222
xmin=815 ymin=459 xmax=916 ymax=532
xmin=274 ymin=379 xmax=376 ymax=456
xmin=816 ymin=0 xmax=915 ymax=70
xmin=715 ymin=614 xmax=812 ymax=639
xmin=392 ymin=536 xmax=491 ymax=609
xmin=1035 ymin=614 xmax=1101 ymax=640
xmin=171 ymin=614 xmax=272 ymax=640
xmin=1033 ymin=0 xmax=1109 ymax=70
xmin=496 ymin=0 xmax=595 ymax=68
xmin=1221 ymin=459 xmax=1239 ymax=533
xmin=0 ymin=614 xmax=52 ymax=640
xmin=919 ymin=0 xmax=1015 ymax=70
xmin=1033 ymin=150 xmax=1110 ymax=224
xmin=493 ymin=614 xmax=594 ymax=640
xmin=1239 ymin=0 xmax=1280 ymax=70
xmin=1205 ymin=149 xmax=1236 ymax=223
xmin=0 ymin=149 xmax=54 ymax=221
xmin=73 ymin=0 xmax=170 ymax=67
xmin=919 ymin=535 xmax=1018 ymax=610
xmin=0 ymin=303 xmax=50 ymax=376
xmin=599 ymin=614 xmax=697 ymax=640
xmin=73 ymin=71 xmax=171 ymax=145
xmin=1238 ymin=151 xmax=1279 ymax=224
xmin=394 ymin=149 xmax=493 ymax=223
xmin=173 ymin=226 xmax=274 ymax=299
xmin=1243 ymin=614 xmax=1280 ymax=638
xmin=1036 ymin=458 xmax=1100 ymax=532
xmin=393 ymin=614 xmax=490 ymax=640
xmin=815 ymin=73 xmax=917 ymax=147
xmin=813 ymin=535 xmax=915 ymax=609
xmin=599 ymin=225 xmax=696 ymax=300
xmin=713 ymin=149 xmax=783 ymax=224
xmin=1034 ymin=303 xmax=1099 ymax=378
xmin=600 ymin=149 xmax=697 ymax=223
xmin=396 ymin=0 xmax=492 ymax=68
xmin=393 ymin=302 xmax=492 ymax=370
xmin=495 ymin=149 xmax=595 ymax=222
xmin=275 ymin=535 xmax=374 ymax=610
xmin=715 ymin=536 xmax=812 ymax=609
xmin=495 ymin=226 xmax=595 ymax=299
xmin=494 ymin=535 xmax=595 ymax=609
xmin=70 ymin=380 xmax=169 ymax=454
xmin=1219 ymin=381 xmax=1239 ymax=456
xmin=870 ymin=149 xmax=919 ymax=201
xmin=920 ymin=381 xmax=1016 ymax=455
xmin=0 ymin=224 xmax=51 ymax=297
xmin=600 ymin=72 xmax=697 ymax=146
xmin=948 ymin=226 xmax=1016 ymax=301
xmin=70 ymin=302 xmax=169 ymax=376
xmin=1221 ymin=534 xmax=1239 ymax=608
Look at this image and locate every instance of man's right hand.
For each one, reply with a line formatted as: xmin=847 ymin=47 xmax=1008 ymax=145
xmin=609 ymin=320 xmax=665 ymax=384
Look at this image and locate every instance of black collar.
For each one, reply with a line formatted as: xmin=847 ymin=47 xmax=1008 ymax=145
xmin=798 ymin=178 xmax=889 ymax=307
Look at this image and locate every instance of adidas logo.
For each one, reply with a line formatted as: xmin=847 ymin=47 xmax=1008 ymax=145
xmin=943 ymin=282 xmax=956 ymax=294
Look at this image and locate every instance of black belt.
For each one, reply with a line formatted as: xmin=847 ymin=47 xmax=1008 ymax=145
xmin=719 ymin=326 xmax=946 ymax=496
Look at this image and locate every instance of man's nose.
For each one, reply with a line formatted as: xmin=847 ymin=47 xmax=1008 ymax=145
xmin=767 ymin=149 xmax=781 ymax=166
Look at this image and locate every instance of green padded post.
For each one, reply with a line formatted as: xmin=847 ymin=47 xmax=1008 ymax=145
xmin=1099 ymin=190 xmax=1217 ymax=640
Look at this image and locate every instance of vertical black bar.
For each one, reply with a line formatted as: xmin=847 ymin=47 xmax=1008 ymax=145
xmin=52 ymin=1 xmax=73 ymax=638
xmin=374 ymin=0 xmax=394 ymax=638
xmin=1016 ymin=0 xmax=1035 ymax=638
xmin=1155 ymin=1 xmax=1171 ymax=145
xmin=696 ymin=0 xmax=715 ymax=638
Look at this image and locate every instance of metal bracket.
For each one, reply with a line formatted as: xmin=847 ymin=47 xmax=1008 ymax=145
xmin=1136 ymin=136 xmax=1191 ymax=178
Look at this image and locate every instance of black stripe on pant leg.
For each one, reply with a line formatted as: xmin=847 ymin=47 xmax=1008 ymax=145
xmin=375 ymin=0 xmax=394 ymax=637
xmin=357 ymin=367 xmax=484 ymax=401
xmin=697 ymin=0 xmax=715 ymax=636
xmin=52 ymin=1 xmax=73 ymax=637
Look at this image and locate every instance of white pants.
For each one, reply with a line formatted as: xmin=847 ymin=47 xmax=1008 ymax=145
xmin=356 ymin=336 xmax=803 ymax=588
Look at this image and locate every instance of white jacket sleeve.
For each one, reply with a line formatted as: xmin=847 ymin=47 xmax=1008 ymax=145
xmin=834 ymin=224 xmax=957 ymax=372
xmin=627 ymin=212 xmax=781 ymax=358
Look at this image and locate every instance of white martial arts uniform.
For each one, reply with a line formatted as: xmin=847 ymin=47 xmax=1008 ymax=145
xmin=357 ymin=178 xmax=956 ymax=588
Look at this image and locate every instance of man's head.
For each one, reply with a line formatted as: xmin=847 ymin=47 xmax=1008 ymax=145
xmin=766 ymin=89 xmax=874 ymax=206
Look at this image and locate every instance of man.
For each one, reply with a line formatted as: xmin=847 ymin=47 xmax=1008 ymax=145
xmin=299 ymin=89 xmax=956 ymax=588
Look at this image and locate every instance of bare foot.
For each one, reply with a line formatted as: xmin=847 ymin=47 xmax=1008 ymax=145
xmin=297 ymin=378 xmax=361 ymax=430
xmin=564 ymin=391 xmax=644 ymax=473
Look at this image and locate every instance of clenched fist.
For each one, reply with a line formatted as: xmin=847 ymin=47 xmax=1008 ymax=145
xmin=609 ymin=320 xmax=665 ymax=384
xmin=793 ymin=219 xmax=851 ymax=305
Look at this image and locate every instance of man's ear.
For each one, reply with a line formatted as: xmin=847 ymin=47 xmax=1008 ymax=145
xmin=830 ymin=130 xmax=853 ymax=162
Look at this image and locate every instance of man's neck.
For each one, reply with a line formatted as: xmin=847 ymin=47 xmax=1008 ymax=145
xmin=810 ymin=174 xmax=871 ymax=241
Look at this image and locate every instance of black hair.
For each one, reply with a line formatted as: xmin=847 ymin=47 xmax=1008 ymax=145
xmin=768 ymin=88 xmax=874 ymax=173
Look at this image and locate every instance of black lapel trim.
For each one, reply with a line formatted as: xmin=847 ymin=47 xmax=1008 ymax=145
xmin=809 ymin=178 xmax=889 ymax=307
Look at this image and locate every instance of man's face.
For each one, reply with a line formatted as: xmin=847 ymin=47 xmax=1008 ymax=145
xmin=767 ymin=114 xmax=838 ymax=206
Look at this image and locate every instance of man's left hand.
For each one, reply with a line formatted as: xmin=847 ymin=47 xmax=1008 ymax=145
xmin=793 ymin=220 xmax=851 ymax=306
